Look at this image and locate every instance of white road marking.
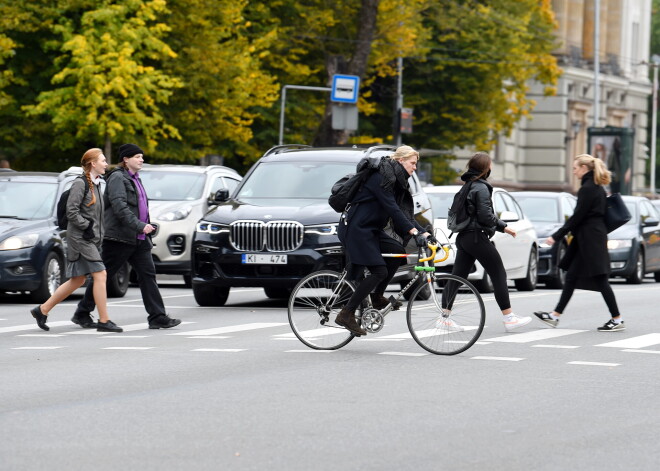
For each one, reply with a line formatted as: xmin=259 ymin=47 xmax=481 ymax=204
xmin=186 ymin=336 xmax=230 ymax=339
xmin=0 ymin=321 xmax=73 ymax=334
xmin=470 ymin=356 xmax=524 ymax=361
xmin=595 ymin=333 xmax=660 ymax=349
xmin=361 ymin=338 xmax=406 ymax=342
xmin=568 ymin=361 xmax=619 ymax=367
xmin=11 ymin=346 xmax=64 ymax=350
xmin=484 ymin=329 xmax=586 ymax=343
xmin=531 ymin=344 xmax=580 ymax=349
xmin=621 ymin=349 xmax=660 ymax=354
xmin=63 ymin=321 xmax=196 ymax=334
xmin=274 ymin=327 xmax=350 ymax=339
xmin=378 ymin=351 xmax=428 ymax=357
xmin=17 ymin=334 xmax=65 ymax=337
xmin=102 ymin=347 xmax=154 ymax=350
xmin=192 ymin=348 xmax=246 ymax=352
xmin=100 ymin=335 xmax=150 ymax=339
xmin=170 ymin=322 xmax=286 ymax=336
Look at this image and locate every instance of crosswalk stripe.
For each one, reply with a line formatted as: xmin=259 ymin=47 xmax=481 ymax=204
xmin=0 ymin=321 xmax=72 ymax=334
xmin=192 ymin=348 xmax=246 ymax=352
xmin=274 ymin=327 xmax=350 ymax=339
xmin=483 ymin=329 xmax=586 ymax=343
xmin=595 ymin=333 xmax=660 ymax=349
xmin=169 ymin=322 xmax=286 ymax=336
xmin=11 ymin=346 xmax=64 ymax=350
xmin=378 ymin=351 xmax=428 ymax=357
xmin=568 ymin=361 xmax=619 ymax=367
xmin=471 ymin=356 xmax=524 ymax=361
xmin=62 ymin=321 xmax=195 ymax=334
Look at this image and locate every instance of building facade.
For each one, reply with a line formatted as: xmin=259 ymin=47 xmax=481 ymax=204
xmin=486 ymin=0 xmax=652 ymax=194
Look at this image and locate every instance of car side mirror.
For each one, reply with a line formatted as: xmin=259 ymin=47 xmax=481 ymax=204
xmin=211 ymin=189 xmax=229 ymax=204
xmin=642 ymin=216 xmax=659 ymax=227
xmin=500 ymin=210 xmax=519 ymax=222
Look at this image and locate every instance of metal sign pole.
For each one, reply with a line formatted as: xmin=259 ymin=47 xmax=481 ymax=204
xmin=278 ymin=85 xmax=331 ymax=145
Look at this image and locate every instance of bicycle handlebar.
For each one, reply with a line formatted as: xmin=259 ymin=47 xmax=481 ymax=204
xmin=419 ymin=243 xmax=450 ymax=263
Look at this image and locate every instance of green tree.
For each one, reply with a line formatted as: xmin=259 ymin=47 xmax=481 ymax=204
xmin=24 ymin=0 xmax=182 ymax=163
xmin=156 ymin=0 xmax=279 ymax=169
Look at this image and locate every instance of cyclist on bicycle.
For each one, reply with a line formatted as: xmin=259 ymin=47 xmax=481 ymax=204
xmin=336 ymin=145 xmax=435 ymax=336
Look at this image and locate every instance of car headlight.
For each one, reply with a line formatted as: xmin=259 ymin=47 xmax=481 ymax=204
xmin=157 ymin=206 xmax=192 ymax=221
xmin=196 ymin=221 xmax=229 ymax=234
xmin=0 ymin=234 xmax=39 ymax=250
xmin=305 ymin=224 xmax=338 ymax=236
xmin=607 ymin=239 xmax=633 ymax=250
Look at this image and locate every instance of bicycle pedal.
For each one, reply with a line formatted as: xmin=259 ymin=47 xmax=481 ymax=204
xmin=388 ymin=296 xmax=402 ymax=311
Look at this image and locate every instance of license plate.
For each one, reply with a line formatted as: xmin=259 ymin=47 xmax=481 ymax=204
xmin=241 ymin=254 xmax=288 ymax=264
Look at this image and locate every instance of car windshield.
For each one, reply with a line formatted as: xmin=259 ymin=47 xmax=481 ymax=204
xmin=427 ymin=192 xmax=454 ymax=218
xmin=139 ymin=171 xmax=205 ymax=201
xmin=0 ymin=180 xmax=58 ymax=219
xmin=236 ymin=161 xmax=357 ymax=200
xmin=514 ymin=197 xmax=559 ymax=223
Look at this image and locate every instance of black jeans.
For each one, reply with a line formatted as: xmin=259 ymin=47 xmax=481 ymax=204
xmin=448 ymin=230 xmax=511 ymax=311
xmin=76 ymin=239 xmax=166 ymax=323
xmin=555 ymin=259 xmax=620 ymax=317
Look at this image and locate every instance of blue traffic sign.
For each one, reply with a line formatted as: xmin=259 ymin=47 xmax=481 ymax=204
xmin=331 ymin=74 xmax=360 ymax=104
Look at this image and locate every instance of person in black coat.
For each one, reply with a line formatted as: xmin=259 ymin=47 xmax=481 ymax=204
xmin=336 ymin=145 xmax=433 ymax=336
xmin=534 ymin=154 xmax=624 ymax=331
xmin=445 ymin=152 xmax=531 ymax=332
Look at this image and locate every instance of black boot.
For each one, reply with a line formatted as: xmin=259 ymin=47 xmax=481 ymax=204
xmin=30 ymin=306 xmax=49 ymax=331
xmin=335 ymin=308 xmax=366 ymax=336
xmin=370 ymin=293 xmax=402 ymax=311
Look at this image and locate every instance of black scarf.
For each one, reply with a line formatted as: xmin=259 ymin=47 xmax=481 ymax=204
xmin=379 ymin=158 xmax=410 ymax=193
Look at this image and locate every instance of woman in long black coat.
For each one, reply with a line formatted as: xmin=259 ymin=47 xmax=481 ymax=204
xmin=336 ymin=145 xmax=432 ymax=336
xmin=534 ymin=154 xmax=624 ymax=331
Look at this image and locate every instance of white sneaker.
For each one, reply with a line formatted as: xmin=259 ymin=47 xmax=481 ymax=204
xmin=436 ymin=317 xmax=465 ymax=332
xmin=503 ymin=314 xmax=532 ymax=332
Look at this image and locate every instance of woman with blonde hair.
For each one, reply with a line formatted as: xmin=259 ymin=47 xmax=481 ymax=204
xmin=534 ymin=154 xmax=624 ymax=331
xmin=336 ymin=145 xmax=434 ymax=336
xmin=30 ymin=148 xmax=123 ymax=333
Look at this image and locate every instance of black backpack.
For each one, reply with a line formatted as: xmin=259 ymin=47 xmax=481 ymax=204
xmin=328 ymin=167 xmax=375 ymax=213
xmin=57 ymin=175 xmax=89 ymax=229
xmin=447 ymin=181 xmax=473 ymax=237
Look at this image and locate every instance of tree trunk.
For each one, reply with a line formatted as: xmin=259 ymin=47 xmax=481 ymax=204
xmin=313 ymin=0 xmax=379 ymax=147
xmin=104 ymin=134 xmax=112 ymax=165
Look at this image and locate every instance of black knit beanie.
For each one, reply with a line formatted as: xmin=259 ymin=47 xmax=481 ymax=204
xmin=118 ymin=143 xmax=144 ymax=159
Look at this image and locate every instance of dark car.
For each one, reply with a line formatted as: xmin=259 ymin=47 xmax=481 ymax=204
xmin=510 ymin=191 xmax=576 ymax=288
xmin=607 ymin=195 xmax=660 ymax=283
xmin=0 ymin=169 xmax=129 ymax=302
xmin=191 ymin=145 xmax=434 ymax=306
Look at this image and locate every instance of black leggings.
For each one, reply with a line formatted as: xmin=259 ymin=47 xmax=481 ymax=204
xmin=555 ymin=260 xmax=620 ymax=316
xmin=450 ymin=231 xmax=511 ymax=311
xmin=345 ymin=237 xmax=405 ymax=311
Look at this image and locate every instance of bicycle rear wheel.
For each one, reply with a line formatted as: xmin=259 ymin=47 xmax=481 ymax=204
xmin=407 ymin=274 xmax=485 ymax=355
xmin=288 ymin=270 xmax=356 ymax=350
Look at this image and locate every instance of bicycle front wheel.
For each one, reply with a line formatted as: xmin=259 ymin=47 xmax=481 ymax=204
xmin=288 ymin=270 xmax=356 ymax=350
xmin=407 ymin=274 xmax=485 ymax=355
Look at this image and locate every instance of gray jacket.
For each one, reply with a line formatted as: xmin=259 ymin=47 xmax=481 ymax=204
xmin=66 ymin=176 xmax=104 ymax=262
xmin=103 ymin=167 xmax=150 ymax=246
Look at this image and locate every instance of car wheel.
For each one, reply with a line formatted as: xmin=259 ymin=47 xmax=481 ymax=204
xmin=514 ymin=247 xmax=538 ymax=291
xmin=183 ymin=274 xmax=192 ymax=288
xmin=626 ymin=249 xmax=644 ymax=284
xmin=547 ymin=243 xmax=567 ymax=289
xmin=402 ymin=279 xmax=431 ymax=301
xmin=264 ymin=287 xmax=292 ymax=299
xmin=474 ymin=272 xmax=494 ymax=293
xmin=30 ymin=252 xmax=64 ymax=303
xmin=107 ymin=262 xmax=130 ymax=298
xmin=193 ymin=284 xmax=230 ymax=306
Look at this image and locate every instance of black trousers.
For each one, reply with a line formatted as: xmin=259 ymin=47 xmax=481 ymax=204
xmin=448 ymin=231 xmax=511 ymax=311
xmin=554 ymin=258 xmax=620 ymax=317
xmin=345 ymin=236 xmax=405 ymax=311
xmin=76 ymin=239 xmax=166 ymax=323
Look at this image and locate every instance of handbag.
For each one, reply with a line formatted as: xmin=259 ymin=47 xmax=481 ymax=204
xmin=604 ymin=193 xmax=631 ymax=233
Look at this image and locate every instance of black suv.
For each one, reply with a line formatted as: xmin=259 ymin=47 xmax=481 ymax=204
xmin=191 ymin=145 xmax=434 ymax=306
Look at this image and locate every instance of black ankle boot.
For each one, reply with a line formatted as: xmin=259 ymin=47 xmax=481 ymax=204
xmin=30 ymin=306 xmax=49 ymax=331
xmin=335 ymin=308 xmax=366 ymax=336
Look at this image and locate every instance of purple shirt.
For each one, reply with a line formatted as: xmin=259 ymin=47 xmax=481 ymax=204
xmin=128 ymin=170 xmax=149 ymax=240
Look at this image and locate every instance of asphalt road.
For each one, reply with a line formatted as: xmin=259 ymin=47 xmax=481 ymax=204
xmin=1 ymin=277 xmax=659 ymax=470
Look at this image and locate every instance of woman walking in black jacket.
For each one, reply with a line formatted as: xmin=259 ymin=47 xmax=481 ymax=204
xmin=336 ymin=146 xmax=434 ymax=336
xmin=448 ymin=152 xmax=531 ymax=332
xmin=534 ymin=154 xmax=624 ymax=331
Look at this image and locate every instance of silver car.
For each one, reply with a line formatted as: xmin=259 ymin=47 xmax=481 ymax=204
xmin=139 ymin=164 xmax=242 ymax=286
